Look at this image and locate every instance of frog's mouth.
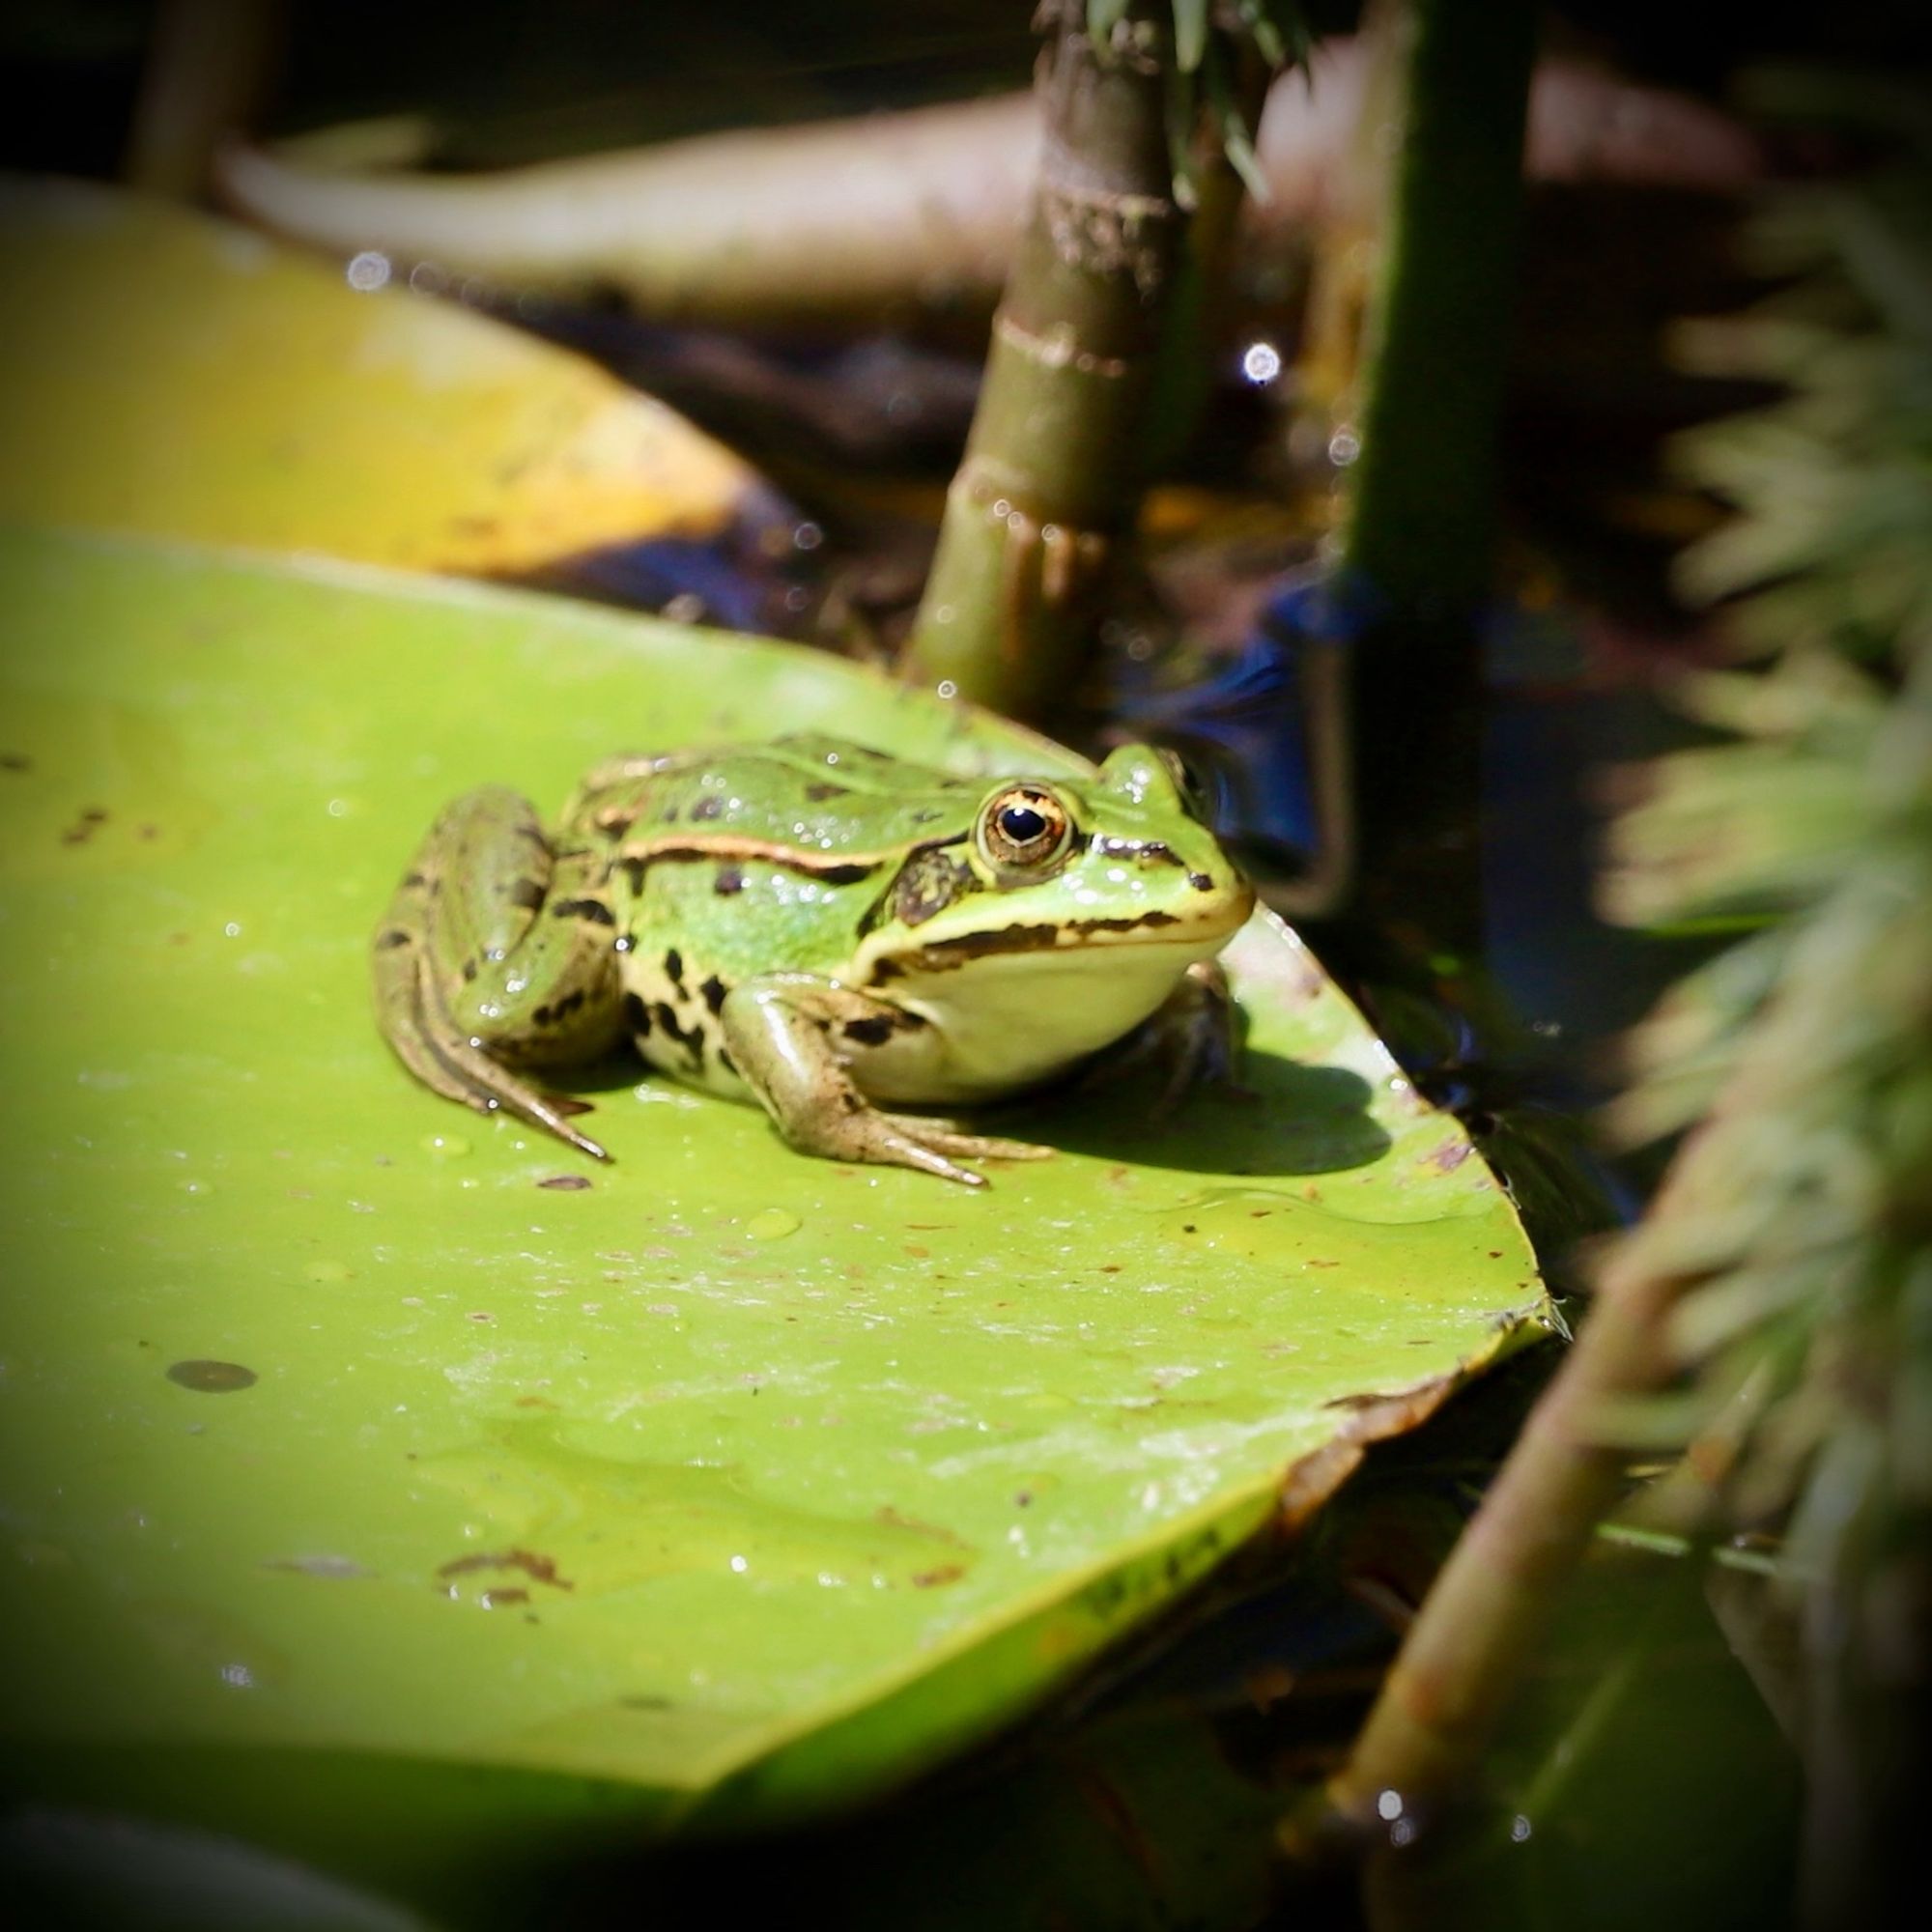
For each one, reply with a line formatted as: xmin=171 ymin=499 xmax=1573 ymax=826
xmin=869 ymin=888 xmax=1254 ymax=980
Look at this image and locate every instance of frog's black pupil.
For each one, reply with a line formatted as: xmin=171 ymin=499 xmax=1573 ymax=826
xmin=1001 ymin=805 xmax=1048 ymax=844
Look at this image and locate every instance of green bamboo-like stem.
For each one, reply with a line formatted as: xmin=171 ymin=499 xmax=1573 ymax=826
xmin=1335 ymin=0 xmax=1535 ymax=947
xmin=901 ymin=1 xmax=1185 ymax=721
xmin=1343 ymin=0 xmax=1533 ymax=611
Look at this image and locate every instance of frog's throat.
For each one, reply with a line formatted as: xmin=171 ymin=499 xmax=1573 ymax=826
xmin=848 ymin=923 xmax=1240 ymax=1104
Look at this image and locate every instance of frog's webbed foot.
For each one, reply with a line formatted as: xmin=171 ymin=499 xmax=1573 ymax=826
xmin=372 ymin=786 xmax=623 ymax=1159
xmin=722 ymin=978 xmax=1054 ymax=1187
xmin=1082 ymin=958 xmax=1247 ymax=1116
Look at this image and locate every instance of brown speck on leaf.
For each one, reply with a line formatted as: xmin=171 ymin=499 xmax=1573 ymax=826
xmin=912 ymin=1564 xmax=965 ymax=1588
xmin=1430 ymin=1140 xmax=1473 ymax=1173
xmin=437 ymin=1547 xmax=574 ymax=1590
xmin=904 ymin=1243 xmax=930 ymax=1259
xmin=1100 ymin=1264 xmax=1121 ymax=1274
xmin=877 ymin=1505 xmax=967 ymax=1545
xmin=166 ymin=1359 xmax=257 ymax=1393
xmin=0 ymin=752 xmax=30 ymax=772
xmin=538 ymin=1174 xmax=592 ymax=1191
xmin=513 ymin=1394 xmax=559 ymax=1409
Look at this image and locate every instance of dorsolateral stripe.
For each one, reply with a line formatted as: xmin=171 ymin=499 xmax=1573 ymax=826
xmin=614 ymin=836 xmax=892 ymax=885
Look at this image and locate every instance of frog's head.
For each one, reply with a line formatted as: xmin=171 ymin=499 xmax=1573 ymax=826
xmin=851 ymin=746 xmax=1254 ymax=1085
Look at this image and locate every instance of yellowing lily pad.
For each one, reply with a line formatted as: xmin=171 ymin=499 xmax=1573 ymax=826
xmin=0 ymin=178 xmax=760 ymax=573
xmin=0 ymin=526 xmax=1546 ymax=1885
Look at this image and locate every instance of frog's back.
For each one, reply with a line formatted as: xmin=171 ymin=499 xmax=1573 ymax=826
xmin=580 ymin=737 xmax=977 ymax=1096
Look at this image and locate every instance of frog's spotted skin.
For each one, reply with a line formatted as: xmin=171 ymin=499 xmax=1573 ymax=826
xmin=373 ymin=735 xmax=1254 ymax=1185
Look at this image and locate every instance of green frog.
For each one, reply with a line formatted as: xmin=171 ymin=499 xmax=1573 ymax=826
xmin=372 ymin=735 xmax=1254 ymax=1186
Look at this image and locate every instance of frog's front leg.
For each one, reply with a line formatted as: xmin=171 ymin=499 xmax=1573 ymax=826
xmin=721 ymin=977 xmax=1053 ymax=1188
xmin=1083 ymin=959 xmax=1247 ymax=1113
xmin=372 ymin=786 xmax=625 ymax=1159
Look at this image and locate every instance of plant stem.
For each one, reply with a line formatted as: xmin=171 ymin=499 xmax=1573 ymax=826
xmin=1343 ymin=0 xmax=1534 ymax=614
xmin=900 ymin=1 xmax=1185 ymax=721
xmin=1294 ymin=1196 xmax=1697 ymax=1848
xmin=1334 ymin=0 xmax=1536 ymax=950
xmin=126 ymin=0 xmax=285 ymax=199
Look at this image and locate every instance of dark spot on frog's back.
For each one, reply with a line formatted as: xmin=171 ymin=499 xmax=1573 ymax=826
xmin=699 ymin=975 xmax=728 ymax=1015
xmin=1188 ymin=872 xmax=1215 ymax=892
xmin=551 ymin=896 xmax=615 ymax=926
xmin=663 ymin=948 xmax=685 ymax=990
xmin=624 ymin=992 xmax=652 ymax=1037
xmin=691 ymin=794 xmax=724 ymax=822
xmin=804 ymin=781 xmax=848 ymax=802
xmin=714 ymin=867 xmax=745 ymax=896
xmin=507 ymin=877 xmax=546 ymax=913
xmin=376 ymin=928 xmax=411 ymax=950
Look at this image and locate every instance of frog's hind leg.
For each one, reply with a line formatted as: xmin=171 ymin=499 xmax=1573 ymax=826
xmin=372 ymin=786 xmax=624 ymax=1159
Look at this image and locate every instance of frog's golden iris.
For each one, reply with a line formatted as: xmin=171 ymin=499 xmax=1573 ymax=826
xmin=372 ymin=735 xmax=1254 ymax=1185
xmin=977 ymin=782 xmax=1072 ymax=875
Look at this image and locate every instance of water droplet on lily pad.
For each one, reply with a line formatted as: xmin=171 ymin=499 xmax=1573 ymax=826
xmin=421 ymin=1132 xmax=470 ymax=1158
xmin=745 ymin=1208 xmax=801 ymax=1242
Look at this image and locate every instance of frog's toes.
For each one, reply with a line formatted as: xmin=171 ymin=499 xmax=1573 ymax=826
xmin=877 ymin=1115 xmax=1055 ymax=1164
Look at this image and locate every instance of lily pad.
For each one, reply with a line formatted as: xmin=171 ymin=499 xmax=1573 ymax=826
xmin=0 ymin=179 xmax=763 ymax=574
xmin=0 ymin=526 xmax=1546 ymax=1888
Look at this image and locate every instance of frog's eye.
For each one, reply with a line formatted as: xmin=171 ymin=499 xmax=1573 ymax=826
xmin=978 ymin=783 xmax=1073 ymax=874
xmin=1154 ymin=747 xmax=1211 ymax=821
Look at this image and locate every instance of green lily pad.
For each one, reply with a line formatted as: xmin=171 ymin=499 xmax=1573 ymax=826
xmin=0 ymin=526 xmax=1546 ymax=1887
